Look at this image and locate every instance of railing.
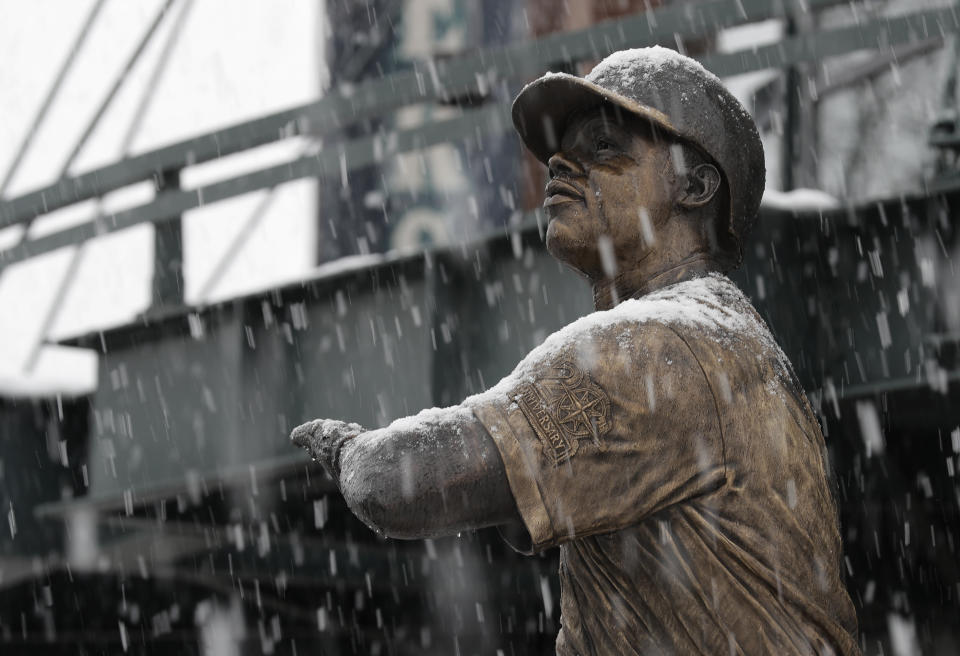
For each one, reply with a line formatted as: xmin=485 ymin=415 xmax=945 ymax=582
xmin=3 ymin=0 xmax=956 ymax=268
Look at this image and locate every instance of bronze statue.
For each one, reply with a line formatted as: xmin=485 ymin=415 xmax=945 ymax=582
xmin=292 ymin=47 xmax=860 ymax=655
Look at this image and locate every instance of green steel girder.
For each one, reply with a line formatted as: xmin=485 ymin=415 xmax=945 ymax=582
xmin=2 ymin=3 xmax=957 ymax=268
xmin=0 ymin=104 xmax=512 ymax=266
xmin=0 ymin=0 xmax=846 ymax=231
xmin=702 ymin=3 xmax=959 ymax=77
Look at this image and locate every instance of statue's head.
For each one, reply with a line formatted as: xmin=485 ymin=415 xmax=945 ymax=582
xmin=512 ymin=47 xmax=765 ymax=280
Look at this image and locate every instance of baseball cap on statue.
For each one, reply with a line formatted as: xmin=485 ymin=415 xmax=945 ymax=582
xmin=512 ymin=46 xmax=765 ymax=266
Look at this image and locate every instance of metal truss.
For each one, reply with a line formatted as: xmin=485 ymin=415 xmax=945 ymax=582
xmin=0 ymin=0 xmax=853 ymax=232
xmin=1 ymin=0 xmax=954 ymax=272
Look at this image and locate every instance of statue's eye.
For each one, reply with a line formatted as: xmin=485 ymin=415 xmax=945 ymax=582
xmin=595 ymin=138 xmax=615 ymax=153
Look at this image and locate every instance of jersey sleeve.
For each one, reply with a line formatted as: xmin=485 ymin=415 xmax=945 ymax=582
xmin=465 ymin=320 xmax=726 ymax=553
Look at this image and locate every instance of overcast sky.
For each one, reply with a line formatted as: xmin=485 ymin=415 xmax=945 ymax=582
xmin=0 ymin=0 xmax=320 ymax=393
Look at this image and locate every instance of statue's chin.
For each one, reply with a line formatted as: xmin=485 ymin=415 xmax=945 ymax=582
xmin=546 ymin=227 xmax=594 ymax=278
xmin=544 ymin=220 xmax=569 ymax=261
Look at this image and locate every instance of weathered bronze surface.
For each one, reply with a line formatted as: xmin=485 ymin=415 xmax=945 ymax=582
xmin=292 ymin=47 xmax=860 ymax=655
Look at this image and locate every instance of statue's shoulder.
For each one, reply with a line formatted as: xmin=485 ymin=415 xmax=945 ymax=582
xmin=526 ymin=275 xmax=761 ymax=373
xmin=603 ymin=274 xmax=779 ymax=360
xmin=610 ymin=274 xmax=746 ymax=330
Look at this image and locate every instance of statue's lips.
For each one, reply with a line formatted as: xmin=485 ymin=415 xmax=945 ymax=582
xmin=543 ymin=179 xmax=584 ymax=207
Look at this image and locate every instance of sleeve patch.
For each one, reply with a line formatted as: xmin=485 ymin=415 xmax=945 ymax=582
xmin=515 ymin=360 xmax=612 ymax=465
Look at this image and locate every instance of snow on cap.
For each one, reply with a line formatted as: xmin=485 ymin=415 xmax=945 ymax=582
xmin=512 ymin=46 xmax=765 ymax=267
xmin=586 ymin=46 xmax=724 ymax=95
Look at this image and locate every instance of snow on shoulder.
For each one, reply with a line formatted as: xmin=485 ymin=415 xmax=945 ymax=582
xmin=469 ymin=273 xmax=784 ymax=405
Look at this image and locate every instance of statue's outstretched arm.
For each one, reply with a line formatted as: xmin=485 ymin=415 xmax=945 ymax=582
xmin=291 ymin=410 xmax=524 ymax=540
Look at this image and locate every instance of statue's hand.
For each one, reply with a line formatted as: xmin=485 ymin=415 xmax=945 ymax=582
xmin=290 ymin=419 xmax=365 ymax=482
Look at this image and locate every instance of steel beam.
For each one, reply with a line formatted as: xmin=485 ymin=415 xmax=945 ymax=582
xmin=700 ymin=4 xmax=960 ymax=77
xmin=0 ymin=104 xmax=513 ymax=266
xmin=3 ymin=4 xmax=956 ymax=267
xmin=0 ymin=0 xmax=107 ymax=197
xmin=0 ymin=0 xmax=842 ymax=229
xmin=816 ymin=36 xmax=945 ymax=99
xmin=57 ymin=0 xmax=177 ymax=178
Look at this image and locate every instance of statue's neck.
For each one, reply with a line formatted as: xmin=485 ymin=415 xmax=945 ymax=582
xmin=591 ymin=254 xmax=720 ymax=311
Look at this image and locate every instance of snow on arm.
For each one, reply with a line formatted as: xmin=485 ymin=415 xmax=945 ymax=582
xmin=337 ymin=403 xmax=518 ymax=538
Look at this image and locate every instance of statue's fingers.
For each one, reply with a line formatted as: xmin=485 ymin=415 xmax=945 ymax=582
xmin=290 ymin=419 xmax=324 ymax=449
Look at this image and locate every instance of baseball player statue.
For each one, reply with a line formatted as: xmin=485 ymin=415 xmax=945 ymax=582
xmin=292 ymin=47 xmax=860 ymax=655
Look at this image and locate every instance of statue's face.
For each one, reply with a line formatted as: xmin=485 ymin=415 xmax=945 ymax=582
xmin=543 ymin=108 xmax=678 ymax=279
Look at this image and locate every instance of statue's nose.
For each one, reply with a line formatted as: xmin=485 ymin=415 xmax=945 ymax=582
xmin=548 ymin=152 xmax=581 ymax=178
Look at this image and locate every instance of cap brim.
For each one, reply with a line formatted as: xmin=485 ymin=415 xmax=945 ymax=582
xmin=511 ymin=73 xmax=681 ymax=165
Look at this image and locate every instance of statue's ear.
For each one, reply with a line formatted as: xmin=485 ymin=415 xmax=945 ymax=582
xmin=677 ymin=163 xmax=721 ymax=209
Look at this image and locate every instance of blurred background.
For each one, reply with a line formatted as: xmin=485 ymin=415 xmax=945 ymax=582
xmin=1 ymin=0 xmax=959 ymax=653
